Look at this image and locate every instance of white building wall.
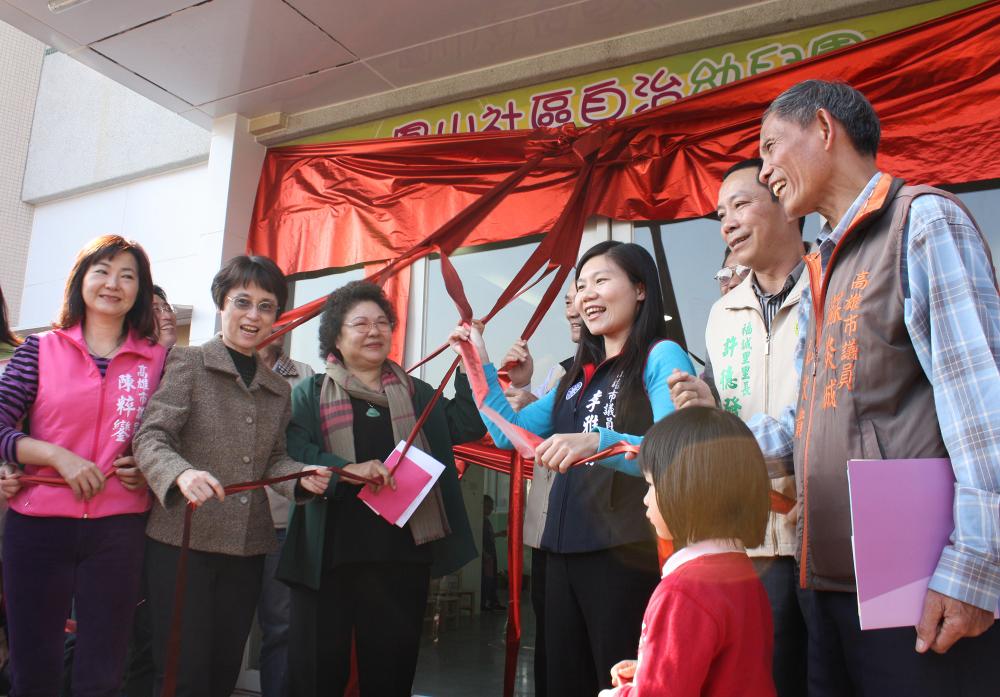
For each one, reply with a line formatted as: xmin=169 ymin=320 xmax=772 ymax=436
xmin=22 ymin=51 xmax=210 ymax=205
xmin=0 ymin=20 xmax=45 ymax=326
xmin=19 ymin=163 xmax=210 ymax=331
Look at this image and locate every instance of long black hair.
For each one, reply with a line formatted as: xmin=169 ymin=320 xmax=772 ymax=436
xmin=0 ymin=284 xmax=21 ymax=347
xmin=554 ymin=241 xmax=668 ymax=430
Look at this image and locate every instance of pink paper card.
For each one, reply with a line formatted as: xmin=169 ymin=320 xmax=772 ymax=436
xmin=847 ymin=458 xmax=999 ymax=629
xmin=358 ymin=441 xmax=443 ymax=527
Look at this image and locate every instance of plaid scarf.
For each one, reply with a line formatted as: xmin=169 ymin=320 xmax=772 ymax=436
xmin=320 ymin=354 xmax=449 ymax=545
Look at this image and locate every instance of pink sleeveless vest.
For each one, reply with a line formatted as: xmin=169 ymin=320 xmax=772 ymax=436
xmin=11 ymin=325 xmax=167 ymax=518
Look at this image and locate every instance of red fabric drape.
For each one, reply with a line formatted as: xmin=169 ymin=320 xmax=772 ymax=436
xmin=245 ymin=3 xmax=1000 ymax=694
xmin=363 ymin=261 xmax=409 ymax=364
xmin=249 ymin=0 xmax=1000 ymax=276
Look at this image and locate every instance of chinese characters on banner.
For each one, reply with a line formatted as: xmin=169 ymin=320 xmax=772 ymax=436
xmin=391 ymin=30 xmax=865 ymax=138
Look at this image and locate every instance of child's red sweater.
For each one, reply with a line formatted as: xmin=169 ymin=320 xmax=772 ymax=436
xmin=607 ymin=551 xmax=776 ymax=697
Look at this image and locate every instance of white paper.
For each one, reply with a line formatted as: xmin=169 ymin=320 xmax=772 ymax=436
xmin=392 ymin=441 xmax=446 ymax=527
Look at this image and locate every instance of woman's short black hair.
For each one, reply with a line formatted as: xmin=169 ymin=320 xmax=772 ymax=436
xmin=57 ymin=235 xmax=156 ymax=338
xmin=152 ymin=285 xmax=168 ymax=302
xmin=639 ymin=407 xmax=770 ymax=551
xmin=317 ymin=280 xmax=397 ymax=361
xmin=210 ymin=255 xmax=288 ymax=314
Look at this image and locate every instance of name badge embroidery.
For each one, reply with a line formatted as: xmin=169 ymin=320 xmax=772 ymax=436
xmin=565 ymin=381 xmax=583 ymax=400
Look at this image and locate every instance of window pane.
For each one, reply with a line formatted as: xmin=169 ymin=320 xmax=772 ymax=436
xmin=423 ymin=242 xmax=577 ymax=397
xmin=633 ymin=218 xmax=722 ymax=363
xmin=288 ymin=268 xmax=365 ymax=372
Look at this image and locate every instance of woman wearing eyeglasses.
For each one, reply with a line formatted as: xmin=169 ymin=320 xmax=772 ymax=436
xmin=152 ymin=285 xmax=178 ymax=349
xmin=133 ymin=255 xmax=331 ymax=697
xmin=277 ymin=280 xmax=481 ymax=697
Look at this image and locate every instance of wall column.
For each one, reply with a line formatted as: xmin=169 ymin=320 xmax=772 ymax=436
xmin=189 ymin=114 xmax=266 ymax=344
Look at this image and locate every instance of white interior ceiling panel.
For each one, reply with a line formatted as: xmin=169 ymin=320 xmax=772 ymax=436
xmin=91 ymin=0 xmax=357 ymax=106
xmin=288 ymin=0 xmax=575 ymax=59
xmin=366 ymin=0 xmax=752 ymax=87
xmin=197 ymin=60 xmax=393 ymax=118
xmin=6 ymin=0 xmax=202 ymax=45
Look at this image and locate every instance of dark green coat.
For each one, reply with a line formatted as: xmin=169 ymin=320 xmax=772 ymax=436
xmin=277 ymin=371 xmax=484 ymax=590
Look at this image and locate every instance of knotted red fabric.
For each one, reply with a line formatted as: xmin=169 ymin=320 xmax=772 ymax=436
xmin=243 ymin=2 xmax=1000 ymax=694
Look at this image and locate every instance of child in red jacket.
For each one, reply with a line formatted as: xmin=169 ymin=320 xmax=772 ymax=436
xmin=601 ymin=407 xmax=777 ymax=697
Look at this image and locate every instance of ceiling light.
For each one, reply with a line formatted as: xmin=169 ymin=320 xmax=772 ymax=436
xmin=48 ymin=0 xmax=92 ymax=13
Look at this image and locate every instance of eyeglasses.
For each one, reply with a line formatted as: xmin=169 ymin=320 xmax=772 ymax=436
xmin=152 ymin=303 xmax=175 ymax=316
xmin=344 ymin=319 xmax=393 ymax=334
xmin=713 ymin=264 xmax=751 ymax=284
xmin=227 ymin=296 xmax=278 ymax=316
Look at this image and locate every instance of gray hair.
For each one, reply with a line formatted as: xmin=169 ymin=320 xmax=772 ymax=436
xmin=763 ymin=80 xmax=880 ymax=157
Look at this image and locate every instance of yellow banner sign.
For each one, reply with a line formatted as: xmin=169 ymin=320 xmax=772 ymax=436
xmin=292 ymin=0 xmax=980 ymax=145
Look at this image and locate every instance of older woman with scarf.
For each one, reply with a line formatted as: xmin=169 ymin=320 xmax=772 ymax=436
xmin=278 ymin=280 xmax=482 ymax=697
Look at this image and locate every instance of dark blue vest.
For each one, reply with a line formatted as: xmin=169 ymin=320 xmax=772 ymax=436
xmin=539 ymin=355 xmax=656 ymax=553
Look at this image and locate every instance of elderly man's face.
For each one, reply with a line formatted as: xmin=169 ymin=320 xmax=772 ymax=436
xmin=759 ymin=114 xmax=824 ymax=220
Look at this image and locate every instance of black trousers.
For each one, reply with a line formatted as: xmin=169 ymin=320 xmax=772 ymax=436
xmin=752 ymin=556 xmax=809 ymax=697
xmin=544 ymin=545 xmax=659 ymax=697
xmin=803 ymin=589 xmax=1000 ymax=697
xmin=145 ymin=538 xmax=264 ymax=697
xmin=530 ymin=548 xmax=548 ymax=697
xmin=288 ymin=562 xmax=430 ymax=697
xmin=122 ymin=564 xmax=155 ymax=697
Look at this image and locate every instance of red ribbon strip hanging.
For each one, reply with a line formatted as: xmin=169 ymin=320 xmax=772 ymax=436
xmin=244 ymin=5 xmax=1000 ymax=694
xmin=154 ymin=466 xmax=381 ymax=697
xmin=504 ymin=451 xmax=525 ymax=697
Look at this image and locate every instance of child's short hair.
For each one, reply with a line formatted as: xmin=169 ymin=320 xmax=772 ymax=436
xmin=639 ymin=407 xmax=770 ymax=551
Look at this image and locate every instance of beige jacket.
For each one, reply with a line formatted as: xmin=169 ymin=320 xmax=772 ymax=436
xmin=705 ymin=271 xmax=807 ymax=558
xmin=521 ymin=362 xmax=566 ymax=549
xmin=134 ymin=337 xmax=303 ymax=556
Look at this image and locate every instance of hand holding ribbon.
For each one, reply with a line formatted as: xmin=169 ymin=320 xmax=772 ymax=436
xmin=448 ymin=322 xmax=642 ymax=468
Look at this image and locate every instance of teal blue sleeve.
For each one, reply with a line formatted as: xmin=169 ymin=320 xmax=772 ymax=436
xmin=480 ymin=363 xmax=556 ymax=450
xmin=595 ymin=341 xmax=694 ymax=476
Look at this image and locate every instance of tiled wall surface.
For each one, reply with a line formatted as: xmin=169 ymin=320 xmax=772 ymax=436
xmin=0 ymin=21 xmax=44 ymax=327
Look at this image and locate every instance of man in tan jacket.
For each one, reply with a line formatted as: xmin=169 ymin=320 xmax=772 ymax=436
xmin=669 ymin=158 xmax=808 ymax=697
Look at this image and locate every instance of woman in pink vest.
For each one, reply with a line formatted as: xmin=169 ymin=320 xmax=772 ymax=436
xmin=0 ymin=235 xmax=167 ymax=697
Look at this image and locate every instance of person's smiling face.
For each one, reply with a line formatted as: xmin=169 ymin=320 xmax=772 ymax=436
xmin=574 ymin=254 xmax=645 ymax=345
xmin=759 ymin=113 xmax=827 ymax=220
xmin=153 ymin=295 xmax=177 ymax=348
xmin=219 ymin=283 xmax=278 ymax=356
xmin=717 ymin=167 xmax=796 ymax=271
xmin=81 ymin=251 xmax=139 ymax=321
xmin=335 ymin=300 xmax=394 ymax=373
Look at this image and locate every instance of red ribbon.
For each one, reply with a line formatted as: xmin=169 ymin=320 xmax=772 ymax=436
xmin=158 ymin=465 xmax=379 ymax=697
xmin=20 ymin=464 xmax=381 ymax=697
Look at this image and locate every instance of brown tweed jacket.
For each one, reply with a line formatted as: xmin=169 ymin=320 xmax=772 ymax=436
xmin=134 ymin=336 xmax=303 ymax=556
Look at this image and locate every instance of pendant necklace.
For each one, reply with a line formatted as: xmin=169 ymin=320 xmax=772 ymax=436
xmin=365 ymin=402 xmax=381 ymax=418
xmin=86 ymin=332 xmax=126 ymax=359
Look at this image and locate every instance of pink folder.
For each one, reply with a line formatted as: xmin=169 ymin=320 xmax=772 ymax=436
xmin=847 ymin=458 xmax=998 ymax=630
xmin=358 ymin=441 xmax=444 ymax=527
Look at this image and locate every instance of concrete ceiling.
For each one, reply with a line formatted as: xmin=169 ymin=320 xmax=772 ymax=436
xmin=0 ymin=0 xmax=933 ymax=141
xmin=0 ymin=0 xmax=767 ymax=129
